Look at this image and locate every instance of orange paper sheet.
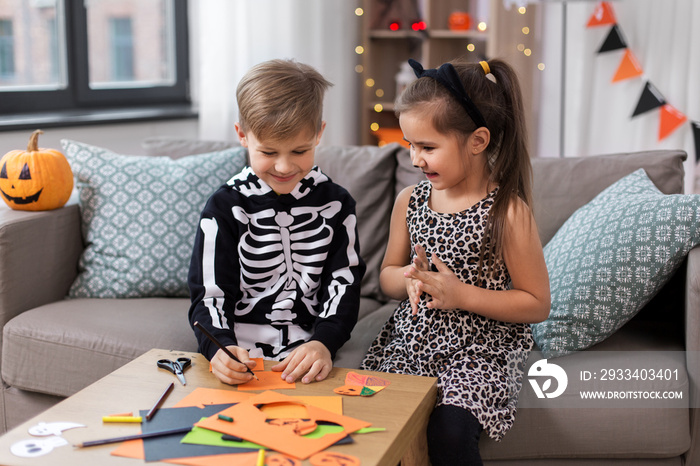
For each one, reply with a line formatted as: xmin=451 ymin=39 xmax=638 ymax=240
xmin=195 ymin=390 xmax=371 ymax=459
xmin=237 ymin=371 xmax=296 ymax=391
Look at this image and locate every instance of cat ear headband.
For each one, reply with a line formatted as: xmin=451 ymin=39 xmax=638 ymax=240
xmin=408 ymin=58 xmax=489 ymax=130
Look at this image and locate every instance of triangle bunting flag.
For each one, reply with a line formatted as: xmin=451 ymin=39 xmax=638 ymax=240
xmin=587 ymin=2 xmax=616 ymax=28
xmin=691 ymin=121 xmax=700 ymax=163
xmin=597 ymin=24 xmax=627 ymax=53
xmin=632 ymin=81 xmax=666 ymax=117
xmin=612 ymin=50 xmax=644 ymax=83
xmin=658 ymin=104 xmax=687 ymax=141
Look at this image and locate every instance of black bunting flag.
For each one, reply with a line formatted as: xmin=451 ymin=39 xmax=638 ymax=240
xmin=632 ymin=81 xmax=666 ymax=118
xmin=597 ymin=24 xmax=627 ymax=53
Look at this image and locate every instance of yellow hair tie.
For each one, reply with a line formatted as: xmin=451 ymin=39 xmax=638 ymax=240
xmin=480 ymin=61 xmax=490 ymax=75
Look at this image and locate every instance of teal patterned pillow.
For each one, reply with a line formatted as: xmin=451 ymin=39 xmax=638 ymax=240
xmin=532 ymin=169 xmax=700 ymax=357
xmin=62 ymin=139 xmax=247 ymax=298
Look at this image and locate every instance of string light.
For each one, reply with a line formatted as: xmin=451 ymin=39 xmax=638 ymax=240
xmin=518 ymin=6 xmax=527 ymax=14
xmin=477 ymin=22 xmax=487 ymax=32
xmin=524 ymin=48 xmax=532 ymax=57
xmin=365 ymin=78 xmax=375 ymax=87
xmin=374 ymin=103 xmax=384 ymax=112
xmin=370 ymin=123 xmax=379 ymax=131
xmin=375 ymin=89 xmax=384 ymax=98
xmin=522 ymin=26 xmax=529 ymax=35
xmin=355 ymin=45 xmax=364 ymax=55
xmin=538 ymin=63 xmax=545 ymax=71
xmin=467 ymin=43 xmax=476 ymax=52
xmin=355 ymin=64 xmax=363 ymax=73
xmin=355 ymin=7 xmax=363 ymax=16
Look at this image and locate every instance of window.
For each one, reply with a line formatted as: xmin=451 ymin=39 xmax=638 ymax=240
xmin=0 ymin=0 xmax=190 ymax=117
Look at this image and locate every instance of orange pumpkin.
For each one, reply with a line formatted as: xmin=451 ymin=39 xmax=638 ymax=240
xmin=0 ymin=130 xmax=73 ymax=211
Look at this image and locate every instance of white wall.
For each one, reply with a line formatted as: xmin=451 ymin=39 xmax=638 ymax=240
xmin=0 ymin=119 xmax=199 ymax=156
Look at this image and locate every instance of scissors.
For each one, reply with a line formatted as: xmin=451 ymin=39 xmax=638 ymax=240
xmin=157 ymin=357 xmax=191 ymax=385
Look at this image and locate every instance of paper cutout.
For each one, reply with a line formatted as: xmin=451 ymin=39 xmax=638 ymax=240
xmin=612 ymin=50 xmax=643 ymax=83
xmin=658 ymin=104 xmax=688 ymax=141
xmin=28 ymin=422 xmax=85 ymax=437
xmin=597 ymin=24 xmax=627 ymax=53
xmin=334 ymin=371 xmax=391 ymax=396
xmin=261 ymin=397 xmax=343 ymax=417
xmin=309 ymin=451 xmax=361 ymax=466
xmin=237 ymin=371 xmax=296 ymax=391
xmin=587 ymin=2 xmax=616 ymax=28
xmin=195 ymin=390 xmax=371 ymax=459
xmin=632 ymin=81 xmax=666 ymax=117
xmin=11 ymin=437 xmax=68 ymax=458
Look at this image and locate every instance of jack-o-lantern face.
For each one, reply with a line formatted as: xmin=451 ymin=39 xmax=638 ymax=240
xmin=0 ymin=130 xmax=73 ymax=211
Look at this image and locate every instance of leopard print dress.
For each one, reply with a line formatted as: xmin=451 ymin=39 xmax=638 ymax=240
xmin=361 ymin=180 xmax=533 ymax=441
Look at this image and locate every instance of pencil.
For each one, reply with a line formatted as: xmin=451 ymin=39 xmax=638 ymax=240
xmin=256 ymin=448 xmax=265 ymax=466
xmin=145 ymin=382 xmax=174 ymax=421
xmin=193 ymin=321 xmax=258 ymax=380
xmin=102 ymin=416 xmax=142 ymax=423
xmin=74 ymin=426 xmax=192 ymax=448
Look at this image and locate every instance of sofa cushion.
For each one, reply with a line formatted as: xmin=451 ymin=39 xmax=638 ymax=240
xmin=1 ymin=298 xmax=196 ymax=398
xmin=532 ymin=169 xmax=700 ymax=357
xmin=315 ymin=144 xmax=401 ymax=301
xmin=62 ymin=140 xmax=247 ymax=298
xmin=141 ymin=137 xmax=239 ymax=159
xmin=531 ymin=150 xmax=686 ymax=246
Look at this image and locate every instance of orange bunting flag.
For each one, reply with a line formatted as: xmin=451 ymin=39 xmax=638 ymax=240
xmin=658 ymin=104 xmax=687 ymax=141
xmin=612 ymin=50 xmax=644 ymax=83
xmin=587 ymin=2 xmax=616 ymax=28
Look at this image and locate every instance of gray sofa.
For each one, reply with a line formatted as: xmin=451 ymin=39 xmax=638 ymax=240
xmin=0 ymin=141 xmax=697 ymax=465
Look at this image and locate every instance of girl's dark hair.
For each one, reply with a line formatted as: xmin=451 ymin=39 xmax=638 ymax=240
xmin=395 ymin=57 xmax=533 ymax=283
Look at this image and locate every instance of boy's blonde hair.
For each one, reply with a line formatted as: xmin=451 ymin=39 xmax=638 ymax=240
xmin=236 ymin=59 xmax=332 ymax=141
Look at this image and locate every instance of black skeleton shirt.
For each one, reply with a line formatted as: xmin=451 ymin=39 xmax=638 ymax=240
xmin=188 ymin=166 xmax=366 ymax=361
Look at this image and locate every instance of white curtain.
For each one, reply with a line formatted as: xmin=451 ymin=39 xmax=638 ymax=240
xmin=536 ymin=0 xmax=700 ymax=193
xmin=196 ymin=0 xmax=361 ymax=146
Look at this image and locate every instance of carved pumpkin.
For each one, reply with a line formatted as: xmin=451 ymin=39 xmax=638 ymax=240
xmin=0 ymin=130 xmax=73 ymax=211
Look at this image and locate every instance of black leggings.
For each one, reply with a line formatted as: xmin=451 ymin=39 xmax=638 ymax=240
xmin=427 ymin=405 xmax=483 ymax=466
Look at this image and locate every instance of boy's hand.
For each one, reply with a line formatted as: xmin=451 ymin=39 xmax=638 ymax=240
xmin=271 ymin=341 xmax=332 ymax=384
xmin=405 ymin=244 xmax=430 ymax=315
xmin=210 ymin=345 xmax=257 ymax=385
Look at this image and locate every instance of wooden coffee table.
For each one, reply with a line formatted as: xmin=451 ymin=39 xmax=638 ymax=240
xmin=0 ymin=349 xmax=437 ymax=466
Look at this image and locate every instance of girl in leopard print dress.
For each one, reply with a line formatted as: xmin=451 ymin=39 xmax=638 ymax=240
xmin=361 ymin=58 xmax=550 ymax=465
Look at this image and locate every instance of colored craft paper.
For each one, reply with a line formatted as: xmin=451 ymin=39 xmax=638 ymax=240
xmin=597 ymin=24 xmax=626 ymax=53
xmin=111 ymin=404 xmax=257 ymax=462
xmin=632 ymin=81 xmax=666 ymax=117
xmin=658 ymin=104 xmax=688 ymax=141
xmin=164 ymin=451 xmax=266 ymax=466
xmin=195 ymin=391 xmax=371 ymax=459
xmin=237 ymin=371 xmax=296 ymax=391
xmin=208 ymin=358 xmax=264 ymax=373
xmin=175 ymin=388 xmax=252 ymax=409
xmin=333 ymin=371 xmax=391 ymax=396
xmin=261 ymin=396 xmax=343 ymax=417
xmin=612 ymin=50 xmax=643 ymax=83
xmin=586 ymin=2 xmax=616 ymax=28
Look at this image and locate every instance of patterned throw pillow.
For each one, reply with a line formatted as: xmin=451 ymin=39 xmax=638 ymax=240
xmin=532 ymin=169 xmax=700 ymax=357
xmin=62 ymin=139 xmax=247 ymax=298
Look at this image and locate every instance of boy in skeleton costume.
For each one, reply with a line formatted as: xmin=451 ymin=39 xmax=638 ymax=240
xmin=188 ymin=60 xmax=365 ymax=385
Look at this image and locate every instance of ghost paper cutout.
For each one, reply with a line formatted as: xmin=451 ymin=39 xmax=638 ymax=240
xmin=11 ymin=436 xmax=68 ymax=458
xmin=28 ymin=421 xmax=86 ymax=437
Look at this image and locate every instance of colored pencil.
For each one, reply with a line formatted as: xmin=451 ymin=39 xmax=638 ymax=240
xmin=256 ymin=448 xmax=265 ymax=466
xmin=193 ymin=321 xmax=259 ymax=380
xmin=145 ymin=382 xmax=174 ymax=421
xmin=74 ymin=426 xmax=192 ymax=448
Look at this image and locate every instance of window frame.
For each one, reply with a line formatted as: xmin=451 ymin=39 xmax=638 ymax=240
xmin=0 ymin=0 xmax=190 ymax=115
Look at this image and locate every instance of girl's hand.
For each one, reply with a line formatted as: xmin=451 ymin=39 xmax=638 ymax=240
xmin=407 ymin=253 xmax=464 ymax=311
xmin=210 ymin=346 xmax=257 ymax=385
xmin=271 ymin=341 xmax=332 ymax=384
xmin=404 ymin=245 xmax=430 ymax=315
